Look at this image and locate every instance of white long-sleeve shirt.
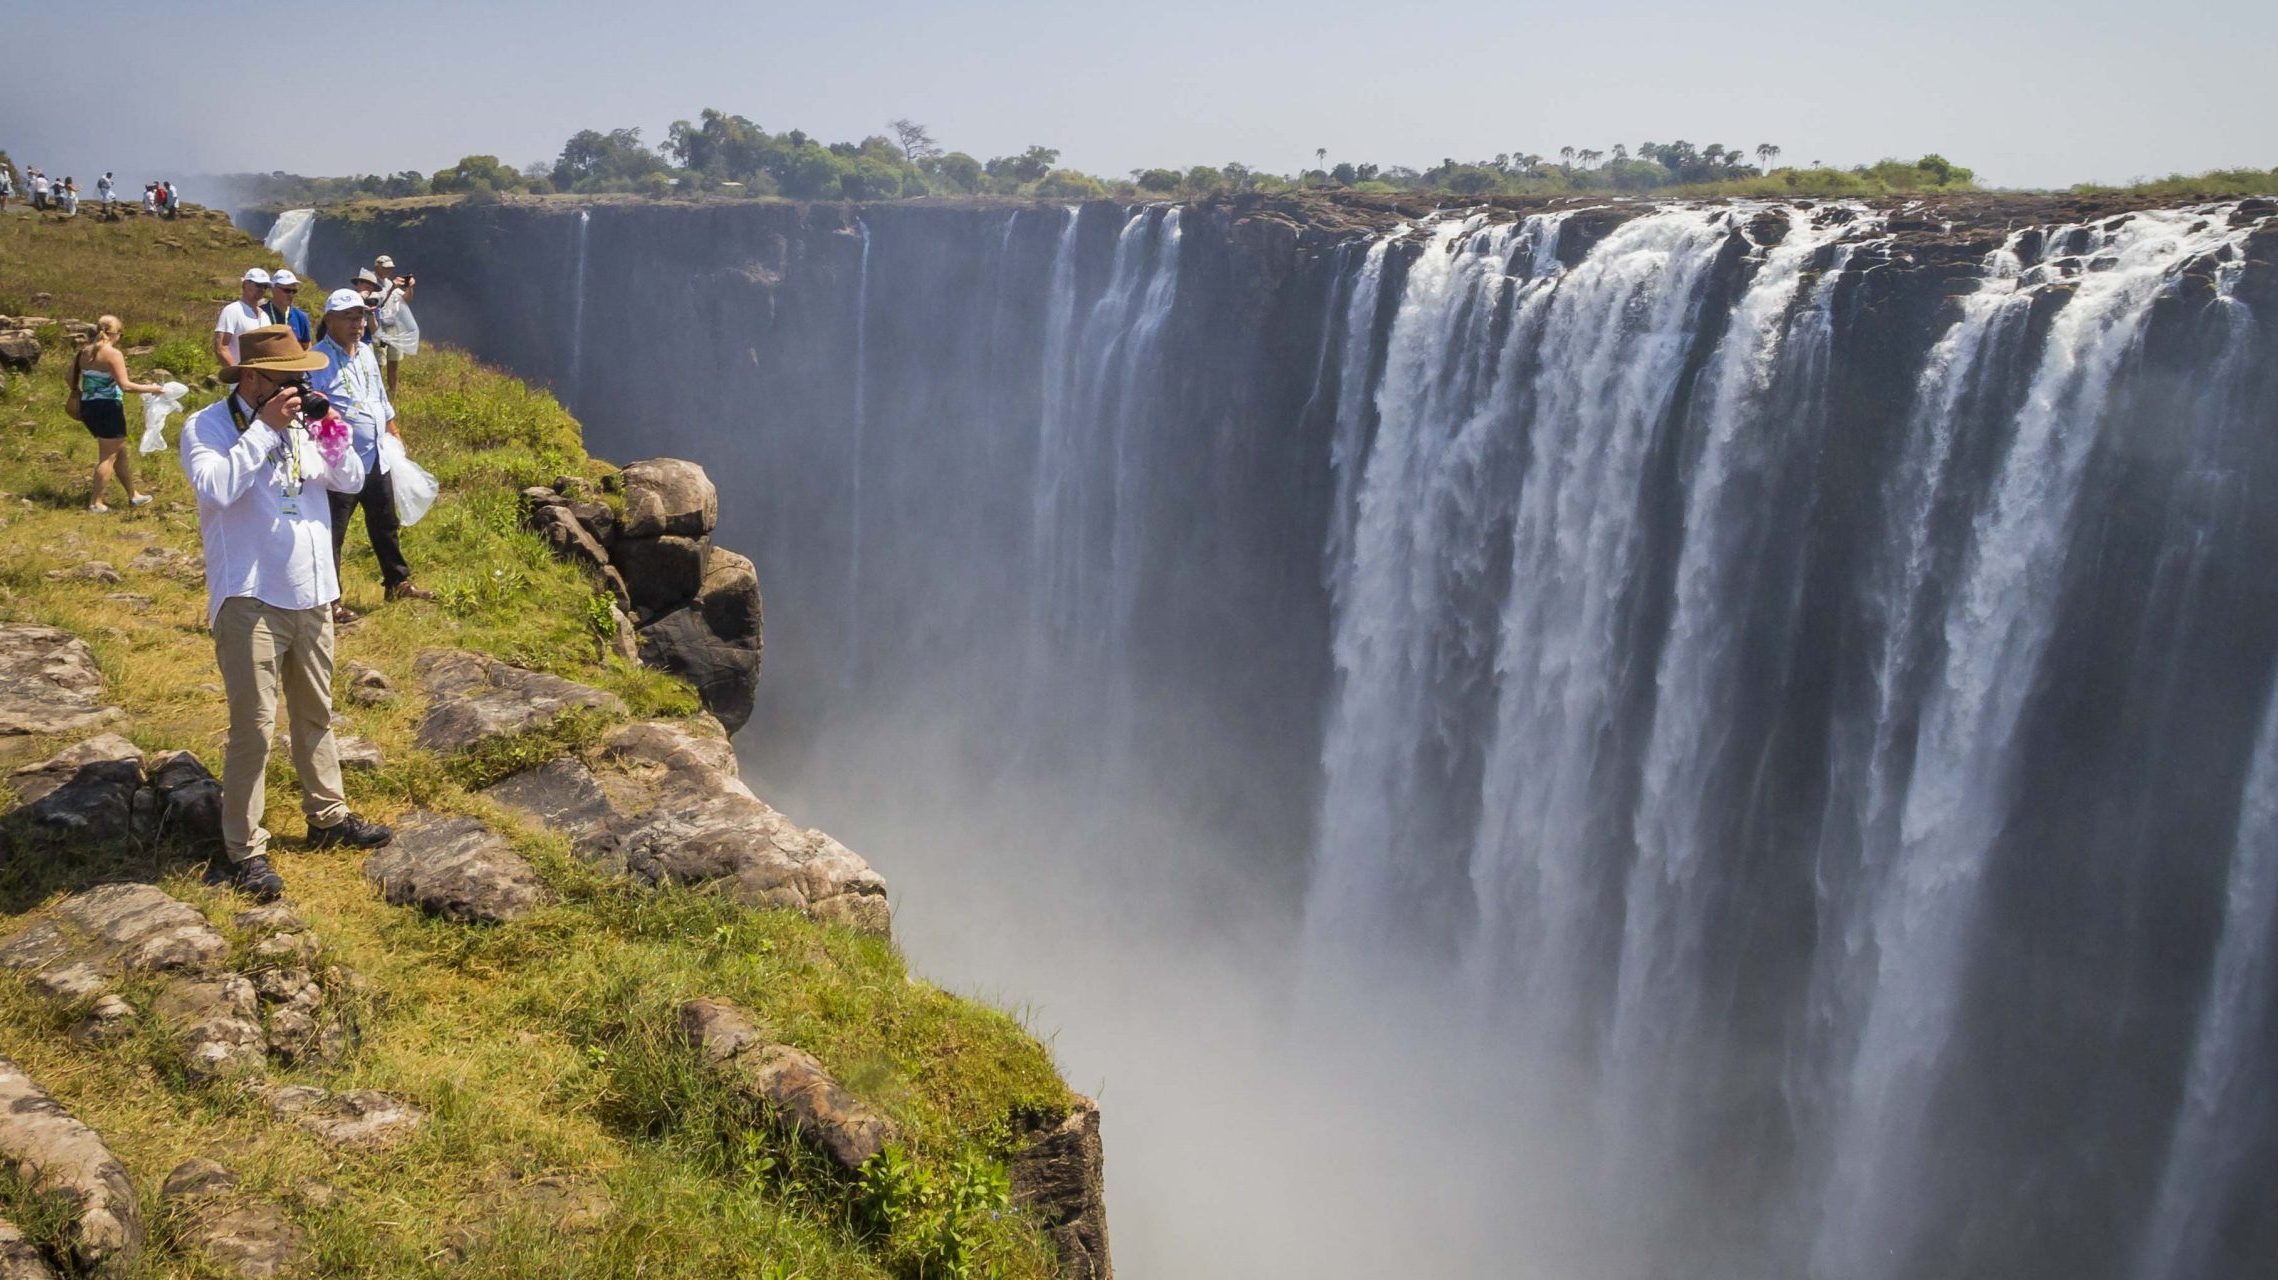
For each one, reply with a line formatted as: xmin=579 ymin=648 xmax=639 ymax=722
xmin=181 ymin=394 xmax=367 ymax=623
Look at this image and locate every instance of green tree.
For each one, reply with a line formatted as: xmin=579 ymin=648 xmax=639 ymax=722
xmin=431 ymin=154 xmax=518 ymax=195
xmin=1035 ymin=169 xmax=1103 ymax=199
xmin=553 ymin=127 xmax=666 ymax=189
xmin=984 ymin=145 xmax=1059 ymax=188
xmin=889 ymin=118 xmax=940 ymax=165
xmin=1133 ymin=168 xmax=1181 ymax=193
xmin=931 ymin=152 xmax=985 ymax=193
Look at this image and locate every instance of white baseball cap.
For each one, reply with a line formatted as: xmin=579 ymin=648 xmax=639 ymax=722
xmin=324 ymin=288 xmax=370 ymax=314
xmin=241 ymin=267 xmax=271 ymax=285
xmin=374 ymin=255 xmax=395 ymax=270
xmin=270 ymin=269 xmax=299 ymax=288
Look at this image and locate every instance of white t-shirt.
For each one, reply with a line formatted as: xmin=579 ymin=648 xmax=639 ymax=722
xmin=215 ymin=299 xmax=269 ymax=364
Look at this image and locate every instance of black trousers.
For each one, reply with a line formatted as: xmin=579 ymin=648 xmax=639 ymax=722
xmin=329 ymin=466 xmax=410 ymax=589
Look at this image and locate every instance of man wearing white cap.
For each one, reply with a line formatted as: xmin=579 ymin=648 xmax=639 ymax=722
xmin=265 ymin=270 xmax=312 ymax=346
xmin=311 ymin=288 xmax=434 ymax=616
xmin=372 ymin=254 xmax=415 ymax=394
xmin=214 ymin=268 xmax=273 ymax=372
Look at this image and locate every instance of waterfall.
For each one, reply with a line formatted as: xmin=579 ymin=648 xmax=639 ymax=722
xmin=1812 ymin=208 xmax=2268 ymax=1280
xmin=262 ymin=207 xmax=315 ymax=274
xmin=2135 ymin=677 xmax=2278 ymax=1280
xmin=567 ymin=209 xmax=590 ymax=406
xmin=846 ymin=218 xmax=872 ymax=685
xmin=402 ymin=192 xmax=2278 ymax=1280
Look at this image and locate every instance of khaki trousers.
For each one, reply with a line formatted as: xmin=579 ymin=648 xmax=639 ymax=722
xmin=213 ymin=597 xmax=349 ymax=861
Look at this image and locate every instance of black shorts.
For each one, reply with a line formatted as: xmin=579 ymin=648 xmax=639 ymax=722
xmin=81 ymin=399 xmax=127 ymax=439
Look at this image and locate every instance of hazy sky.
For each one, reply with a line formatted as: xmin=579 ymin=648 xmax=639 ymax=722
xmin=9 ymin=0 xmax=2274 ymax=196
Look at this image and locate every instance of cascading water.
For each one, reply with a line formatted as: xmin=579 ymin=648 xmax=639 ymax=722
xmin=342 ymin=191 xmax=2278 ymax=1279
xmin=262 ymin=207 xmax=315 ymax=274
xmin=567 ymin=209 xmax=590 ymax=407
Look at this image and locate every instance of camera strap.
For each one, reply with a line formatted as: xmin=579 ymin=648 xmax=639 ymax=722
xmin=228 ymin=392 xmax=304 ymax=496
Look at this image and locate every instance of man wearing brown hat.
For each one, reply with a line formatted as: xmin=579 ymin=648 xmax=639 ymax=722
xmin=181 ymin=326 xmax=394 ymax=902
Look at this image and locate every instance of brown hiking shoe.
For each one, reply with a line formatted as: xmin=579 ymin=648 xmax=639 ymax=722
xmin=385 ymin=581 xmax=435 ymax=602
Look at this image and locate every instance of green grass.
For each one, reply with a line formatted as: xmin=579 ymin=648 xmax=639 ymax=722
xmin=0 ymin=206 xmax=1072 ymax=1278
xmin=2068 ymin=166 xmax=2278 ymax=200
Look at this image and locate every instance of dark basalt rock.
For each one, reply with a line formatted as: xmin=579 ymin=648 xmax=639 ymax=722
xmin=7 ymin=735 xmax=143 ymax=841
xmin=1012 ymin=1097 xmax=1114 ymax=1280
xmin=619 ymin=458 xmax=718 ymax=539
xmin=613 ymin=534 xmax=709 ymax=613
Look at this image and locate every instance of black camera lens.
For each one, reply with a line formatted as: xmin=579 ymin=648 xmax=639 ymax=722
xmin=301 ymin=391 xmax=331 ymax=419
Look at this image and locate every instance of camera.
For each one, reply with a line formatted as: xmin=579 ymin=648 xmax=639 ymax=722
xmin=300 ymin=390 xmax=332 ymax=421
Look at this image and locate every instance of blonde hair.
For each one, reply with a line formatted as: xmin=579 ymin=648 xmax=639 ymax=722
xmin=95 ymin=315 xmax=122 ymax=343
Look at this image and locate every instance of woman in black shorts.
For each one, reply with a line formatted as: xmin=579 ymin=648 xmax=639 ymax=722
xmin=76 ymin=316 xmax=163 ymax=512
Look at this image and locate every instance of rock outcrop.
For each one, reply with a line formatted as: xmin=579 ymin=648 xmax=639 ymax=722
xmin=0 ymin=623 xmax=123 ymax=739
xmin=0 ymin=1219 xmax=56 ymax=1280
xmin=265 ymin=1085 xmax=423 ymax=1150
xmin=485 ymin=719 xmax=888 ymax=933
xmin=363 ymin=811 xmax=547 ymax=924
xmin=520 ymin=460 xmax=763 ymax=731
xmin=1011 ymin=1097 xmax=1114 ymax=1280
xmin=0 ymin=1058 xmax=141 ymax=1274
xmin=679 ymin=996 xmax=898 ymax=1171
xmin=0 ymin=887 xmax=348 ymax=1079
xmin=412 ymin=649 xmax=626 ymax=753
xmin=159 ymin=1158 xmax=309 ymax=1279
xmin=5 ymin=740 xmax=225 ymax=852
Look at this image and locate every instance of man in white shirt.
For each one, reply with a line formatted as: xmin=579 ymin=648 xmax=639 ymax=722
xmin=310 ymin=288 xmax=433 ymax=621
xmin=372 ymin=254 xmax=416 ymax=395
xmin=213 ymin=268 xmax=273 ymax=373
xmin=181 ymin=325 xmax=394 ymax=901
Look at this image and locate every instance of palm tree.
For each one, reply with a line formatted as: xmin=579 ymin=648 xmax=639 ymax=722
xmin=1611 ymin=144 xmax=1628 ymax=163
xmin=1315 ymin=147 xmax=1328 ymax=170
xmin=1755 ymin=143 xmax=1781 ymax=168
xmin=1559 ymin=146 xmax=1576 ymax=166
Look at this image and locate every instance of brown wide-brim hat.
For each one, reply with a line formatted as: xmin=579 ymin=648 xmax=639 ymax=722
xmin=221 ymin=325 xmax=328 ymax=383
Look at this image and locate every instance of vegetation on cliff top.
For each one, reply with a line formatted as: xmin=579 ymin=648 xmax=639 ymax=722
xmin=0 ymin=208 xmax=1074 ymax=1276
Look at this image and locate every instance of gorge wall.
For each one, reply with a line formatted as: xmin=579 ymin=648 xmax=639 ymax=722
xmin=295 ymin=193 xmax=2278 ymax=1280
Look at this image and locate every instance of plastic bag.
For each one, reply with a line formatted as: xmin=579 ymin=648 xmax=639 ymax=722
xmin=377 ymin=297 xmax=421 ymax=357
xmin=138 ymin=381 xmax=190 ymax=454
xmin=379 ymin=433 xmax=439 ymax=526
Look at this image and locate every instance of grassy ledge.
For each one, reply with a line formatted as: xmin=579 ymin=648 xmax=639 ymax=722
xmin=0 ymin=207 xmax=1073 ymax=1278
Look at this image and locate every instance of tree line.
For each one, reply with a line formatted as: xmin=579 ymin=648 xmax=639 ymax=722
xmin=217 ymin=114 xmax=1996 ymax=208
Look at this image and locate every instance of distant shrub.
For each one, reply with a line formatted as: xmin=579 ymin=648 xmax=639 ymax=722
xmin=1034 ymin=169 xmax=1104 ymax=199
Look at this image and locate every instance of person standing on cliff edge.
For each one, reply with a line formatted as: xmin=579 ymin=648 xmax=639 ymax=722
xmin=181 ymin=325 xmax=394 ymax=902
xmin=311 ymin=288 xmax=434 ymax=621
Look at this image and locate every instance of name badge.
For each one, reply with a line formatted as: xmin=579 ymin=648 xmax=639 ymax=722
xmin=279 ymin=496 xmax=300 ymax=517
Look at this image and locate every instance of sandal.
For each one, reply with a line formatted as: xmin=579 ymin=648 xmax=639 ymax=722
xmin=128 ymin=494 xmax=152 ymax=508
xmin=331 ymin=603 xmax=361 ymax=626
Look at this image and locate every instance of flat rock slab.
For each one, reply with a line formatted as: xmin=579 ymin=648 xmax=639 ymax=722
xmin=0 ymin=624 xmax=123 ymax=738
xmin=0 ymin=1058 xmax=143 ymax=1273
xmin=679 ymin=997 xmax=898 ymax=1171
xmin=267 ymin=1086 xmax=423 ymax=1149
xmin=1 ymin=883 xmax=227 ymax=978
xmin=486 ymin=721 xmax=889 ymax=934
xmin=412 ymin=650 xmax=625 ymax=754
xmin=363 ymin=811 xmax=546 ymax=925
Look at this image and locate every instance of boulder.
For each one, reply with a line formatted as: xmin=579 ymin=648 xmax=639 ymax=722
xmin=159 ymin=1158 xmax=238 ymax=1201
xmin=412 ymin=650 xmax=625 ymax=753
xmin=613 ymin=535 xmax=709 ymax=613
xmin=639 ymin=606 xmax=762 ymax=733
xmin=266 ymin=1086 xmax=423 ymax=1150
xmin=0 ymin=1058 xmax=142 ymax=1273
xmin=340 ymin=660 xmax=396 ymax=707
xmin=696 ymin=548 xmax=764 ymax=643
xmin=0 ymin=332 xmax=38 ymax=371
xmin=126 ymin=545 xmax=193 ymax=575
xmin=568 ymin=500 xmax=618 ymax=549
xmin=335 ymin=733 xmax=383 ymax=772
xmin=618 ymin=459 xmax=718 ymax=539
xmin=528 ymin=503 xmax=611 ymax=577
xmin=146 ymin=749 xmax=222 ymax=843
xmin=69 ymin=995 xmax=136 ymax=1047
xmin=7 ymin=735 xmax=143 ymax=841
xmin=0 ymin=623 xmax=123 ymax=737
xmin=678 ymin=997 xmax=898 ymax=1171
xmin=485 ymin=721 xmax=888 ymax=933
xmin=363 ymin=811 xmax=546 ymax=924
xmin=1011 ymin=1097 xmax=1115 ymax=1280
xmin=154 ymin=974 xmax=267 ymax=1081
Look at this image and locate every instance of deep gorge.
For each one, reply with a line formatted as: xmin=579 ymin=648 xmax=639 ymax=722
xmin=285 ymin=192 xmax=2278 ymax=1280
